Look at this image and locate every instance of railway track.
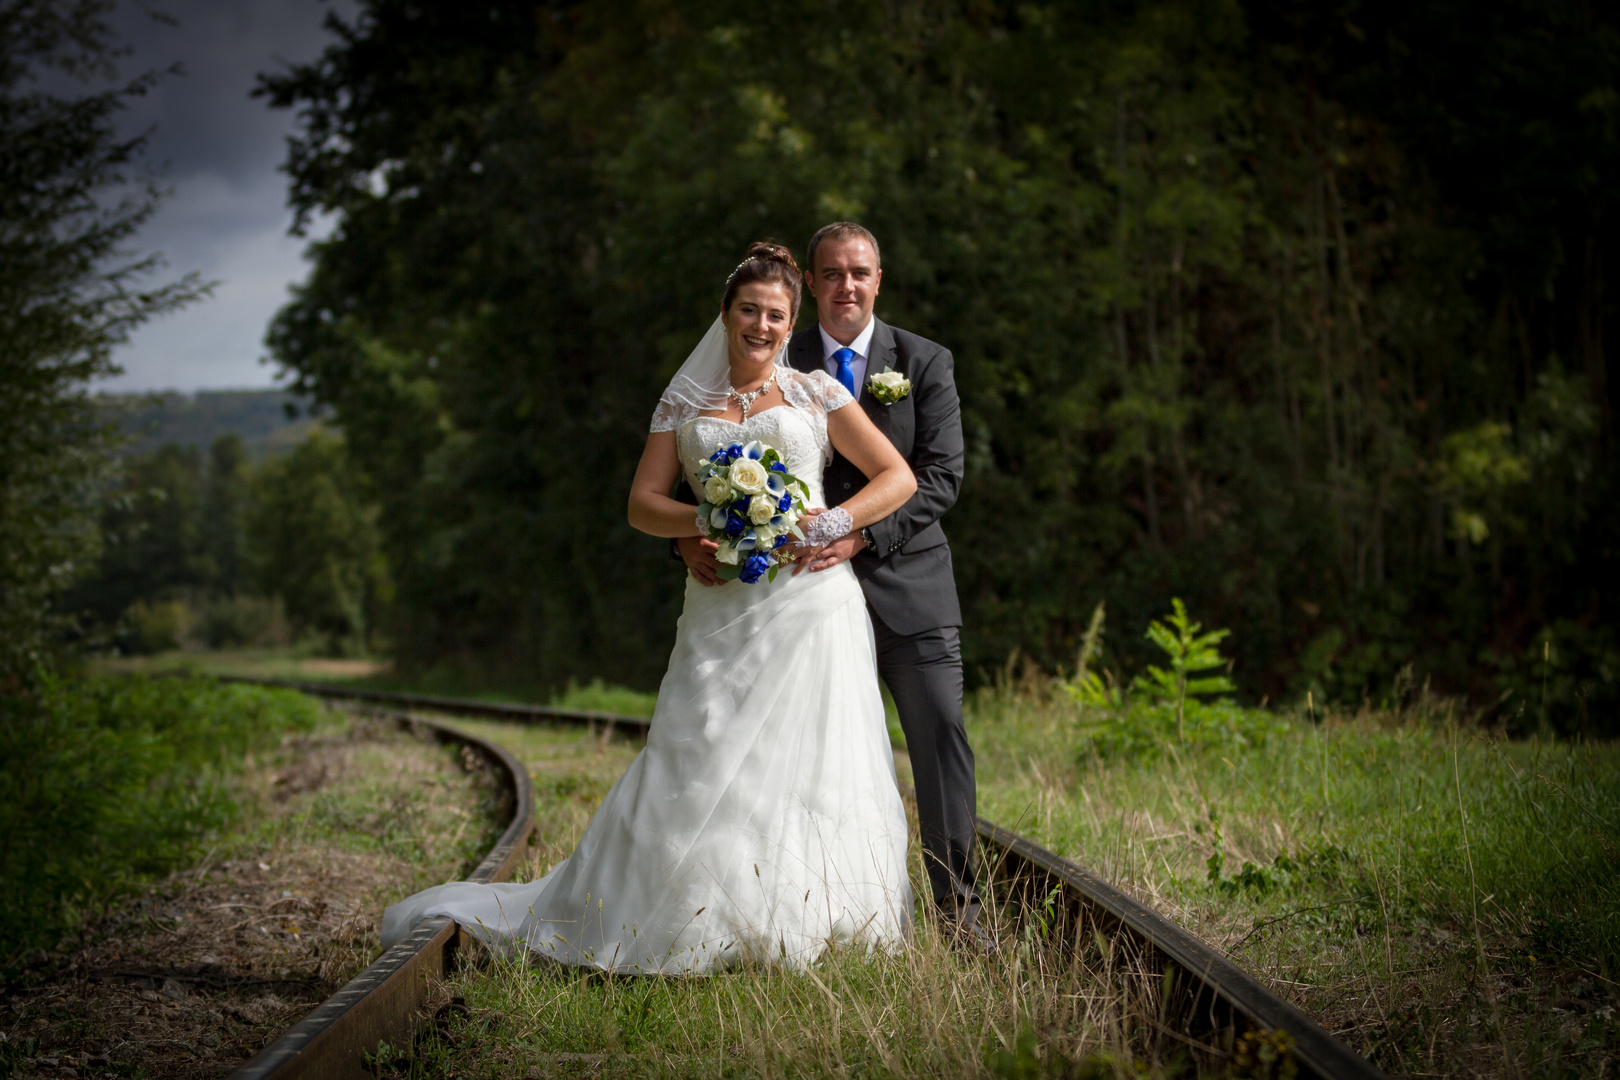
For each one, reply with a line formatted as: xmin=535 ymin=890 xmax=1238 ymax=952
xmin=224 ymin=679 xmax=1387 ymax=1080
xmin=228 ymin=699 xmax=535 ymax=1080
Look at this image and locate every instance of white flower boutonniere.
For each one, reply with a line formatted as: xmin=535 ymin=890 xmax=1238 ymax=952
xmin=866 ymin=367 xmax=911 ymax=405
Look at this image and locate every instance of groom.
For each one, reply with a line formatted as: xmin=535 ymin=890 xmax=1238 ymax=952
xmin=678 ymin=222 xmax=986 ymax=947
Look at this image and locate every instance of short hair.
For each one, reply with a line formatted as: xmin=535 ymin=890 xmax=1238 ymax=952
xmin=721 ymin=240 xmax=803 ymax=320
xmin=806 ymin=222 xmax=881 ymax=274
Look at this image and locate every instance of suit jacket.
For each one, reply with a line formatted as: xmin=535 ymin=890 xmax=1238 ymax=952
xmin=790 ymin=318 xmax=964 ymax=634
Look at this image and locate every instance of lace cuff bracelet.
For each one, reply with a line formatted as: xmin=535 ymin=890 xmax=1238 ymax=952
xmin=804 ymin=506 xmax=854 ymax=547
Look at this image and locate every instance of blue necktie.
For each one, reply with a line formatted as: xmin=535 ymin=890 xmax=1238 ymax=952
xmin=833 ymin=348 xmax=857 ymax=397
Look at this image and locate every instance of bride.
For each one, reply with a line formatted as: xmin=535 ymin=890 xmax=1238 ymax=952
xmin=381 ymin=242 xmax=917 ymax=973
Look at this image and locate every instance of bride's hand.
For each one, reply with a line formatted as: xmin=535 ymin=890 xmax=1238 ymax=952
xmin=786 ymin=508 xmax=827 ymax=574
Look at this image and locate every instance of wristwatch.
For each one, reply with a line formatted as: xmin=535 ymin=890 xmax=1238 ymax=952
xmin=861 ymin=527 xmax=876 ymax=550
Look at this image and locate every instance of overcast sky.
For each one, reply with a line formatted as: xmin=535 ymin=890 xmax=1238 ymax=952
xmin=95 ymin=0 xmax=356 ymax=393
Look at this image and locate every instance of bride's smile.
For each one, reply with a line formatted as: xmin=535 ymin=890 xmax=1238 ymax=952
xmin=722 ymin=280 xmax=795 ymax=385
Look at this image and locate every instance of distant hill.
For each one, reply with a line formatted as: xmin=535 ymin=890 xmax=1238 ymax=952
xmin=99 ymin=388 xmax=326 ymax=458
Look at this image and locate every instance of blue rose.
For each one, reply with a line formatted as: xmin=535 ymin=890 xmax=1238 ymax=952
xmin=724 ymin=443 xmax=744 ymax=461
xmin=725 ymin=511 xmax=745 ymax=537
xmin=739 ymin=552 xmax=773 ymax=584
xmin=774 ymin=534 xmax=788 ymax=548
xmin=777 ymin=493 xmax=793 ymax=513
xmin=768 ymin=460 xmax=787 ymax=473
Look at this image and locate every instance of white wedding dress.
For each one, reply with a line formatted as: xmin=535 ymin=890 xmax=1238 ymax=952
xmin=381 ymin=365 xmax=912 ymax=974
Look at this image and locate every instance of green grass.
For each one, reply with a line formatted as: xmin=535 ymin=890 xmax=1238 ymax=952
xmin=378 ymin=718 xmax=1185 ymax=1079
xmin=0 ymin=675 xmax=323 ymax=968
xmin=82 ymin=649 xmax=1619 ymax=1075
xmin=412 ymin=689 xmax=1619 ymax=1078
xmin=0 ymin=709 xmax=508 ymax=1080
xmin=91 ymin=648 xmax=661 ymax=718
xmin=90 ymin=643 xmax=386 ymax=683
xmin=971 ymin=677 xmax=1620 ymax=1077
xmin=229 ymin=720 xmax=506 ymax=900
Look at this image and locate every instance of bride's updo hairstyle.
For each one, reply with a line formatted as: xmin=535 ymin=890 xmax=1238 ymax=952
xmin=721 ymin=241 xmax=802 ymax=321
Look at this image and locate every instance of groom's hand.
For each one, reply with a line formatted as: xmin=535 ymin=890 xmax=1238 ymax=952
xmin=677 ymin=536 xmax=724 ymax=586
xmin=805 ymin=532 xmax=864 ymax=573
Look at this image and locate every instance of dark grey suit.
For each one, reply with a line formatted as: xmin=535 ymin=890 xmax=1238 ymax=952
xmin=789 ymin=319 xmax=980 ymax=922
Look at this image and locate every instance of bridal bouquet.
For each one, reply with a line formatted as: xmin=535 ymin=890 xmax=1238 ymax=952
xmin=694 ymin=440 xmax=808 ymax=583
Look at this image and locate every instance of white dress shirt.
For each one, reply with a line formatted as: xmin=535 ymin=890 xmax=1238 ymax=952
xmin=819 ymin=319 xmax=876 ymax=402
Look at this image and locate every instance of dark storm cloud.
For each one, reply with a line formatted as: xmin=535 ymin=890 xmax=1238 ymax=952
xmin=98 ymin=0 xmax=357 ymax=392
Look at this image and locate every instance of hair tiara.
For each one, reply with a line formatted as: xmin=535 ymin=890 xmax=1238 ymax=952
xmin=725 ymin=245 xmax=794 ymax=283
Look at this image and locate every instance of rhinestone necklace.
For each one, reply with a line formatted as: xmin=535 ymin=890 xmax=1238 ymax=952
xmin=728 ymin=375 xmax=775 ymax=421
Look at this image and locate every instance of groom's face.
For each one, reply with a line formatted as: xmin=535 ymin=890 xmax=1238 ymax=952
xmin=808 ymin=237 xmax=882 ymax=341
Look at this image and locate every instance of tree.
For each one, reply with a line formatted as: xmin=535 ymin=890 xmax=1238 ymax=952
xmin=0 ymin=0 xmax=207 ymax=685
xmin=260 ymin=0 xmax=1619 ymax=726
xmin=67 ymin=442 xmax=206 ymax=639
xmin=244 ymin=432 xmax=386 ymax=654
xmin=202 ymin=433 xmax=246 ymax=596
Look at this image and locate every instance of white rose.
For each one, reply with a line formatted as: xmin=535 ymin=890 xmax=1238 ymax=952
xmin=715 ymin=541 xmax=740 ymax=565
xmin=702 ymin=475 xmax=732 ymax=504
xmin=729 ymin=457 xmax=768 ymax=494
xmin=870 ymin=370 xmax=906 ymax=392
xmin=747 ymin=495 xmax=775 ymax=525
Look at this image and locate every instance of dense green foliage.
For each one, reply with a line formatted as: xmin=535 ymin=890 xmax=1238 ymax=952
xmin=259 ymin=0 xmax=1619 ymax=727
xmin=65 ymin=431 xmax=386 ymax=654
xmin=71 ymin=441 xmax=211 ymax=643
xmin=245 ymin=432 xmax=389 ymax=653
xmin=0 ymin=676 xmax=321 ymax=965
xmin=0 ymin=0 xmax=206 ymax=685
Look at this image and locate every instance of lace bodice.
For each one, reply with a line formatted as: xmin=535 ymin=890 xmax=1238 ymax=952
xmin=666 ymin=368 xmax=853 ymax=510
xmin=670 ymin=369 xmax=855 ymax=508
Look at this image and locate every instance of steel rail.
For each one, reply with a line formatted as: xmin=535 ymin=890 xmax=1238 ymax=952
xmin=227 ymin=704 xmax=535 ymax=1080
xmin=223 ymin=679 xmax=1383 ymax=1080
xmin=976 ymin=820 xmax=1387 ymax=1080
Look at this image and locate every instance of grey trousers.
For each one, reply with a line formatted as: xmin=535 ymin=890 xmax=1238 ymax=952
xmin=870 ymin=612 xmax=981 ymax=924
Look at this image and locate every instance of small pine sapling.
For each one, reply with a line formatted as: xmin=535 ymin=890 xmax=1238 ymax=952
xmin=1134 ymin=598 xmax=1236 ymax=741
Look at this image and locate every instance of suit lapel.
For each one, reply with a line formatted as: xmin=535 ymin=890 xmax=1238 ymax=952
xmin=868 ymin=318 xmax=898 ymax=377
xmin=862 ymin=319 xmax=899 ymax=424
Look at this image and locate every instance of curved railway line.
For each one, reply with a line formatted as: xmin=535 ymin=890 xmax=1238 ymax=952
xmin=224 ymin=679 xmax=1389 ymax=1080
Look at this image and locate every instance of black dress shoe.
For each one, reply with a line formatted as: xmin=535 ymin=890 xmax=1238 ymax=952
xmin=944 ymin=918 xmax=1001 ymax=958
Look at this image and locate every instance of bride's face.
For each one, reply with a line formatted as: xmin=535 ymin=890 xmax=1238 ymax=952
xmin=722 ymin=281 xmax=795 ymax=375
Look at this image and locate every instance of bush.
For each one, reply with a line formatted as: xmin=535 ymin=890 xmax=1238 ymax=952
xmin=199 ymin=594 xmax=290 ymax=649
xmin=1065 ymin=600 xmax=1291 ymax=761
xmin=124 ymin=598 xmax=194 ymax=654
xmin=0 ymin=675 xmax=321 ymax=967
xmin=1071 ymin=697 xmax=1294 ymax=762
